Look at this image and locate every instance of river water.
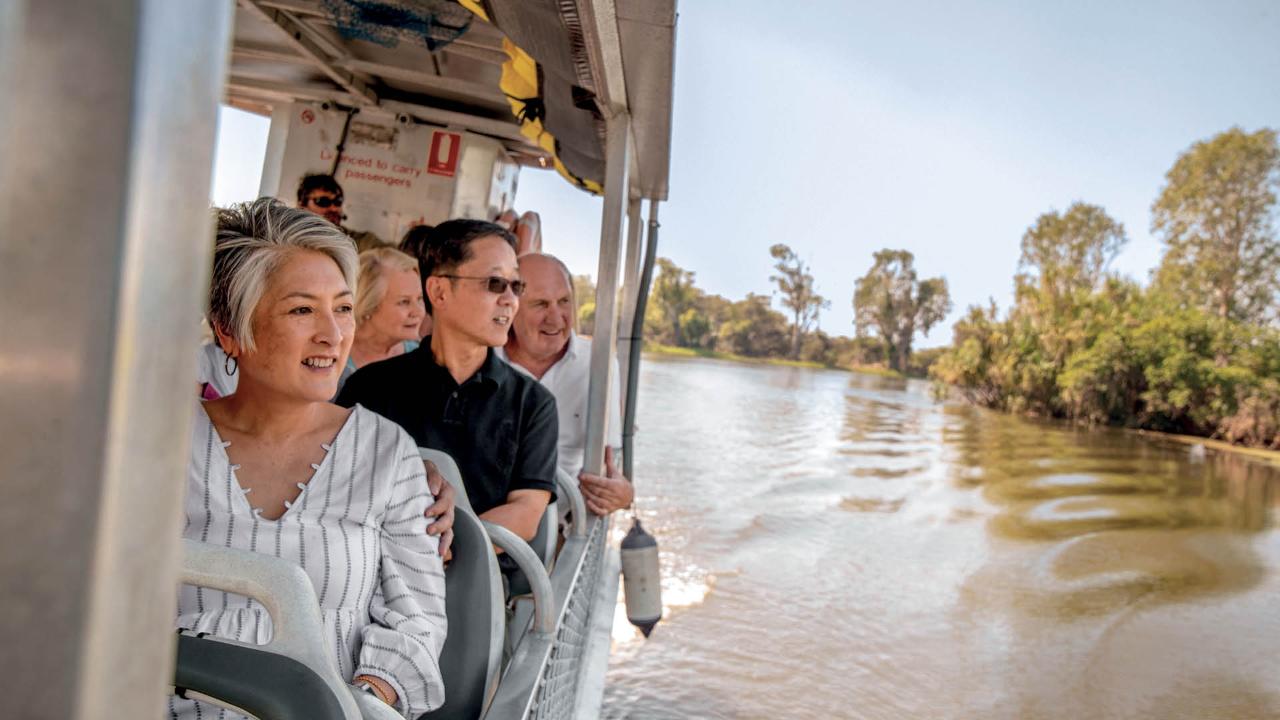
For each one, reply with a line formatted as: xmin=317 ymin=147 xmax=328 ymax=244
xmin=601 ymin=355 xmax=1280 ymax=719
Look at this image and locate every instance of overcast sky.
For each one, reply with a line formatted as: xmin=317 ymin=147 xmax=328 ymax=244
xmin=213 ymin=0 xmax=1280 ymax=346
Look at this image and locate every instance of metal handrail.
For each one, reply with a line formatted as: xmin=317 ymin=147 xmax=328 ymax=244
xmin=555 ymin=468 xmax=589 ymax=538
xmin=482 ymin=514 xmax=609 ymax=719
xmin=479 ymin=522 xmax=557 ymax=636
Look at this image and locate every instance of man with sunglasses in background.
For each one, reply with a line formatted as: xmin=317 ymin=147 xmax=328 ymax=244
xmin=297 ymin=173 xmax=384 ymax=251
xmin=297 ymin=173 xmax=346 ymax=226
xmin=337 ymin=219 xmax=558 ymax=549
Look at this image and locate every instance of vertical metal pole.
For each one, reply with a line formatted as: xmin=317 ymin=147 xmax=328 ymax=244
xmin=258 ymin=102 xmax=294 ymax=199
xmin=621 ymin=200 xmax=660 ymax=481
xmin=0 ymin=1 xmax=233 ymax=718
xmin=616 ymin=195 xmax=644 ymax=425
xmin=0 ymin=1 xmax=25 ymax=145
xmin=583 ymin=114 xmax=632 ymax=475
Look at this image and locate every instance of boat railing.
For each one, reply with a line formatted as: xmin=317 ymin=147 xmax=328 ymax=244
xmin=487 ymin=513 xmax=614 ymax=720
xmin=423 ymin=449 xmax=619 ymax=720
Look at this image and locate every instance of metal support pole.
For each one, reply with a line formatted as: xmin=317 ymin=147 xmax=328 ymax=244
xmin=622 ymin=200 xmax=660 ymax=481
xmin=616 ymin=195 xmax=645 ymax=426
xmin=0 ymin=1 xmax=25 ymax=145
xmin=0 ymin=1 xmax=233 ymax=717
xmin=258 ymin=102 xmax=294 ymax=198
xmin=583 ymin=113 xmax=632 ymax=476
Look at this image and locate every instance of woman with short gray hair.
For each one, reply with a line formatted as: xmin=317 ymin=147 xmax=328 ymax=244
xmin=174 ymin=198 xmax=447 ymax=718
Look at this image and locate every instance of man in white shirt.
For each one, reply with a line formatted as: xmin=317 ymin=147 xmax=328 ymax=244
xmin=498 ymin=253 xmax=634 ymax=515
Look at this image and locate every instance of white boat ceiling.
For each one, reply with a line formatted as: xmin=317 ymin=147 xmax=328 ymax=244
xmin=228 ymin=0 xmax=675 ymax=200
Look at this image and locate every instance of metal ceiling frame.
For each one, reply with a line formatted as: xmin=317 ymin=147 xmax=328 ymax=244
xmin=240 ymin=0 xmax=378 ymax=106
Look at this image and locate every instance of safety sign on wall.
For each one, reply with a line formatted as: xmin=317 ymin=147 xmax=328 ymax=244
xmin=428 ymin=130 xmax=462 ymax=177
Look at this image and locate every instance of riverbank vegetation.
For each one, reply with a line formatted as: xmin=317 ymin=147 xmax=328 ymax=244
xmin=931 ymin=127 xmax=1280 ymax=449
xmin=577 ymin=126 xmax=1278 ymax=450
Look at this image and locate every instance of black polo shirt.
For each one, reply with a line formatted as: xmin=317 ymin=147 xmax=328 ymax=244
xmin=335 ymin=341 xmax=558 ymax=514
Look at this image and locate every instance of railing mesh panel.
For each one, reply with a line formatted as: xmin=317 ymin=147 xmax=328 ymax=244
xmin=528 ymin=515 xmax=610 ymax=720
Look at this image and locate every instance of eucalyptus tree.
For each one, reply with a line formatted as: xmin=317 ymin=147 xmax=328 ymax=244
xmin=1016 ymin=202 xmax=1127 ymax=314
xmin=853 ymin=249 xmax=951 ymax=373
xmin=1152 ymin=127 xmax=1280 ymax=325
xmin=769 ymin=243 xmax=829 ymax=359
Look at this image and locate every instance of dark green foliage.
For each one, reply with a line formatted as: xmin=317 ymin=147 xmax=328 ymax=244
xmin=932 ymin=129 xmax=1280 ymax=449
xmin=715 ymin=293 xmax=791 ymax=357
xmin=853 ymin=249 xmax=952 ymax=373
xmin=1152 ymin=128 xmax=1280 ymax=324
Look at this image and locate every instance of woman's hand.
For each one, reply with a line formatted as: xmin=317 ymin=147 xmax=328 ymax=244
xmin=354 ymin=674 xmax=398 ymax=707
xmin=423 ymin=460 xmax=455 ymax=562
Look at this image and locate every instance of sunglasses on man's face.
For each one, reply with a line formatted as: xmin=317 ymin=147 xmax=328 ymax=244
xmin=436 ymin=274 xmax=526 ymax=297
xmin=308 ymin=195 xmax=343 ymax=208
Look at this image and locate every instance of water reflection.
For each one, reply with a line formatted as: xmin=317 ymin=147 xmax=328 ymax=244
xmin=943 ymin=403 xmax=1275 ymax=614
xmin=605 ymin=356 xmax=1280 ymax=719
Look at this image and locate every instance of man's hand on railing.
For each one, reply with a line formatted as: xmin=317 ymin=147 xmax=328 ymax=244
xmin=423 ymin=460 xmax=455 ymax=562
xmin=578 ymin=446 xmax=634 ymax=515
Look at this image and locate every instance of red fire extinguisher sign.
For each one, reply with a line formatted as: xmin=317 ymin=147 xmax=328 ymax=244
xmin=427 ymin=131 xmax=462 ymax=177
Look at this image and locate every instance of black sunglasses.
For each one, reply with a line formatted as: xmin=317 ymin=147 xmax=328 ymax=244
xmin=436 ymin=274 xmax=526 ymax=296
xmin=308 ymin=195 xmax=343 ymax=208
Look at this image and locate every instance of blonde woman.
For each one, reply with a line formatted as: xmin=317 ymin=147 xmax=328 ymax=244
xmin=176 ymin=199 xmax=446 ymax=718
xmin=340 ymin=247 xmax=426 ymax=392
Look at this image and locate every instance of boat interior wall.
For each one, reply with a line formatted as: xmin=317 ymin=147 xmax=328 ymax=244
xmin=452 ymin=133 xmax=521 ymax=221
xmin=0 ymin=2 xmax=233 ymax=716
xmin=262 ymin=101 xmax=517 ymax=241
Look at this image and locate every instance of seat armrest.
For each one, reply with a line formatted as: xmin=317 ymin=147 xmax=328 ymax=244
xmin=555 ymin=468 xmax=588 ymax=537
xmin=178 ymin=540 xmax=364 ymax=720
xmin=480 ymin=521 xmax=557 ymax=636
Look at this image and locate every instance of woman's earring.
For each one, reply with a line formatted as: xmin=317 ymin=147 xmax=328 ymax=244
xmin=224 ymin=353 xmax=238 ymax=376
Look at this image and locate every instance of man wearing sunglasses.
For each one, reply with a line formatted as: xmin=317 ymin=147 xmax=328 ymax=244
xmin=297 ymin=173 xmax=346 ymax=227
xmin=337 ymin=219 xmax=558 ymax=548
xmin=297 ymin=173 xmax=384 ymax=252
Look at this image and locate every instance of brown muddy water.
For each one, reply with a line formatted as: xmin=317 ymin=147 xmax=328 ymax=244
xmin=602 ymin=354 xmax=1280 ymax=719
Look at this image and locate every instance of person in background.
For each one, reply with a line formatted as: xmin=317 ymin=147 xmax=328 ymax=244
xmin=494 ymin=209 xmax=518 ymax=232
xmin=296 ymin=173 xmax=383 ymax=251
xmin=400 ymin=224 xmax=436 ymax=339
xmin=178 ymin=198 xmax=445 ymax=718
xmin=493 ymin=209 xmax=543 ymax=255
xmin=498 ymin=253 xmax=633 ymax=515
xmin=337 ymin=220 xmax=558 ymax=544
xmin=513 ymin=211 xmax=542 ymax=255
xmin=341 ymin=247 xmax=425 ymax=392
xmin=296 ymin=173 xmax=346 ymax=226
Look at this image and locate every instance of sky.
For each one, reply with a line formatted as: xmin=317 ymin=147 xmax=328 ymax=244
xmin=212 ymin=0 xmax=1280 ymax=347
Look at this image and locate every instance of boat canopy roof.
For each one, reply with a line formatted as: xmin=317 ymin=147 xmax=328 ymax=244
xmin=229 ymin=0 xmax=675 ymax=200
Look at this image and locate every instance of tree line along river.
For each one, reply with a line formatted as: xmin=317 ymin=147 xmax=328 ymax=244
xmin=602 ymin=354 xmax=1280 ymax=720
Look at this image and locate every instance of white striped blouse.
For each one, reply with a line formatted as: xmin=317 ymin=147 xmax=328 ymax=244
xmin=173 ymin=404 xmax=447 ymax=719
